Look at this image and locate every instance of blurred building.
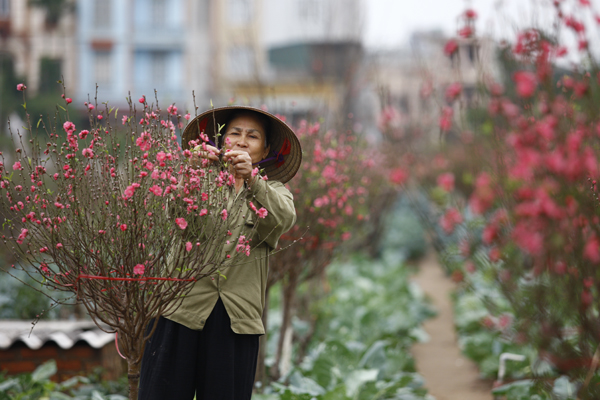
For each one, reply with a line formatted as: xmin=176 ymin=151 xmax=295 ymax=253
xmin=224 ymin=0 xmax=365 ymax=124
xmin=76 ymin=0 xmax=212 ymax=110
xmin=367 ymin=30 xmax=499 ymax=138
xmin=0 ymin=0 xmax=369 ymax=122
xmin=0 ymin=0 xmax=77 ymax=95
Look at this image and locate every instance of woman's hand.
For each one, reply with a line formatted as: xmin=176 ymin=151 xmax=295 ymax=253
xmin=223 ymin=150 xmax=254 ymax=181
xmin=191 ymin=144 xmax=220 ymax=165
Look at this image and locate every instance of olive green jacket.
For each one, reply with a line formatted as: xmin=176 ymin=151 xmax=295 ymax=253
xmin=166 ymin=178 xmax=296 ymax=334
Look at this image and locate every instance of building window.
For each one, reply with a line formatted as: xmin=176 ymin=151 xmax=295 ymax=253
xmin=39 ymin=58 xmax=62 ymax=94
xmin=94 ymin=52 xmax=112 ymax=88
xmin=227 ymin=45 xmax=255 ymax=80
xmin=0 ymin=0 xmax=9 ymax=18
xmin=298 ymin=0 xmax=320 ymax=21
xmin=151 ymin=51 xmax=168 ymax=86
xmin=94 ymin=0 xmax=111 ymax=28
xmin=151 ymin=0 xmax=166 ymax=26
xmin=229 ymin=0 xmax=252 ymax=24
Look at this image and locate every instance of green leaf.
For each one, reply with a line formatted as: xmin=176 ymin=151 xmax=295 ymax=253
xmin=491 ymin=379 xmax=534 ymax=395
xmin=552 ymin=376 xmax=577 ymax=399
xmin=37 ymin=118 xmax=42 ymax=128
xmin=31 ymin=359 xmax=57 ymax=382
xmin=115 ymin=108 xmax=119 ymax=118
xmin=91 ymin=390 xmax=107 ymax=400
xmin=0 ymin=378 xmax=19 ymax=391
xmin=344 ymin=369 xmax=378 ymax=397
xmin=49 ymin=391 xmax=74 ymax=400
xmin=59 ymin=105 xmax=66 ymax=111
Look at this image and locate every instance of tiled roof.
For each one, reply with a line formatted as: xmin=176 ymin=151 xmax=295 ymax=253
xmin=0 ymin=320 xmax=114 ymax=350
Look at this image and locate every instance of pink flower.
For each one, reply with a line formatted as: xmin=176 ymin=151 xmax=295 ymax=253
xmin=65 ymin=97 xmax=72 ymax=104
xmin=176 ymin=218 xmax=188 ymax=229
xmin=88 ymin=104 xmax=95 ymax=110
xmin=133 ymin=264 xmax=145 ymax=275
xmin=513 ymin=71 xmax=537 ymax=98
xmin=439 ymin=107 xmax=453 ymax=131
xmin=122 ymin=115 xmax=128 ymax=125
xmin=120 ymin=224 xmax=127 ymax=231
xmin=389 ymin=168 xmax=408 ymax=185
xmin=256 ymin=208 xmax=268 ymax=219
xmin=437 ymin=172 xmax=455 ymax=192
xmin=139 ymin=96 xmax=145 ymax=103
xmin=184 ymin=113 xmax=191 ymax=120
xmin=488 ymin=247 xmax=501 ymax=262
xmin=40 ymin=247 xmax=48 ymax=253
xmin=79 ymin=130 xmax=89 ymax=139
xmin=16 ymin=83 xmax=26 ymax=91
xmin=439 ymin=208 xmax=463 ymax=234
xmin=13 ymin=161 xmax=22 ymax=171
xmin=186 ymin=242 xmax=192 ymax=252
xmin=56 ymin=243 xmax=63 ymax=249
xmin=97 ymin=115 xmax=103 ymax=120
xmin=584 ymin=236 xmax=600 ymax=262
xmin=16 ymin=228 xmax=28 ymax=245
xmin=98 ymin=230 xmax=106 ymax=234
xmin=464 ymin=9 xmax=478 ymax=19
xmin=63 ymin=121 xmax=76 ymax=134
xmin=156 ymin=151 xmax=167 ymax=163
xmin=137 ymin=132 xmax=152 ymax=151
xmin=149 ymin=185 xmax=163 ymax=196
xmin=221 ymin=209 xmax=228 ymax=221
xmin=444 ymin=39 xmax=458 ymax=56
xmin=82 ymin=148 xmax=94 ymax=158
xmin=251 ymin=168 xmax=259 ymax=177
xmin=341 ymin=232 xmax=351 ymax=241
xmin=445 ymin=83 xmax=462 ymax=101
xmin=199 ymin=209 xmax=208 ymax=216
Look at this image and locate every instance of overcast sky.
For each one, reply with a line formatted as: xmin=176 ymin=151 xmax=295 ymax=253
xmin=363 ymin=0 xmax=592 ymax=50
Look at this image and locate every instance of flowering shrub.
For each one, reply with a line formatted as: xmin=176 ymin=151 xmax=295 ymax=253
xmin=427 ymin=2 xmax=600 ymax=397
xmin=0 ymin=88 xmax=260 ymax=399
xmin=264 ymin=119 xmax=385 ymax=379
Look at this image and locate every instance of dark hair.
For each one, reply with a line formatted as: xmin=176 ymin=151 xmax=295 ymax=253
xmin=224 ymin=110 xmax=271 ymax=148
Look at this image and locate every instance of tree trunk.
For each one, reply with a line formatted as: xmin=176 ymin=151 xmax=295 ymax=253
xmin=127 ymin=359 xmax=141 ymax=400
xmin=271 ymin=270 xmax=298 ymax=380
xmin=255 ymin=288 xmax=270 ymax=388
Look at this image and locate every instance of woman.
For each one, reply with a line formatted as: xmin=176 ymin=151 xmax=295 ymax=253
xmin=138 ymin=106 xmax=301 ymax=400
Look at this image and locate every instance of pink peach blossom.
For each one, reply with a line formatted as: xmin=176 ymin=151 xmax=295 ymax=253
xmin=133 ymin=264 xmax=145 ymax=275
xmin=175 ymin=218 xmax=188 ymax=229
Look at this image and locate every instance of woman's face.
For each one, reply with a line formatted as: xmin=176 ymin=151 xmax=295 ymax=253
xmin=224 ymin=113 xmax=270 ymax=164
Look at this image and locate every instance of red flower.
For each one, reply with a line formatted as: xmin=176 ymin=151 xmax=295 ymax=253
xmin=444 ymin=39 xmax=458 ymax=56
xmin=389 ymin=168 xmax=408 ymax=185
xmin=439 ymin=107 xmax=453 ymax=131
xmin=256 ymin=208 xmax=268 ymax=219
xmin=458 ymin=26 xmax=473 ymax=38
xmin=133 ymin=264 xmax=145 ymax=275
xmin=464 ymin=9 xmax=478 ymax=19
xmin=17 ymin=83 xmax=26 ymax=91
xmin=175 ymin=218 xmax=188 ymax=230
xmin=513 ymin=71 xmax=537 ymax=98
xmin=445 ymin=83 xmax=462 ymax=101
xmin=436 ymin=172 xmax=455 ymax=192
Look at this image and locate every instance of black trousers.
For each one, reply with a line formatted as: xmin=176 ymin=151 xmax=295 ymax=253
xmin=138 ymin=298 xmax=260 ymax=400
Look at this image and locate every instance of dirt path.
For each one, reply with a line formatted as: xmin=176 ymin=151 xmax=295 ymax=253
xmin=411 ymin=253 xmax=493 ymax=400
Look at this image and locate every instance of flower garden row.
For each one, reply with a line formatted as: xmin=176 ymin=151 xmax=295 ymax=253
xmin=389 ymin=2 xmax=600 ymax=399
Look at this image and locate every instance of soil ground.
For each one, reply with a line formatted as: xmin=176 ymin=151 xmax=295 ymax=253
xmin=411 ymin=253 xmax=494 ymax=400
